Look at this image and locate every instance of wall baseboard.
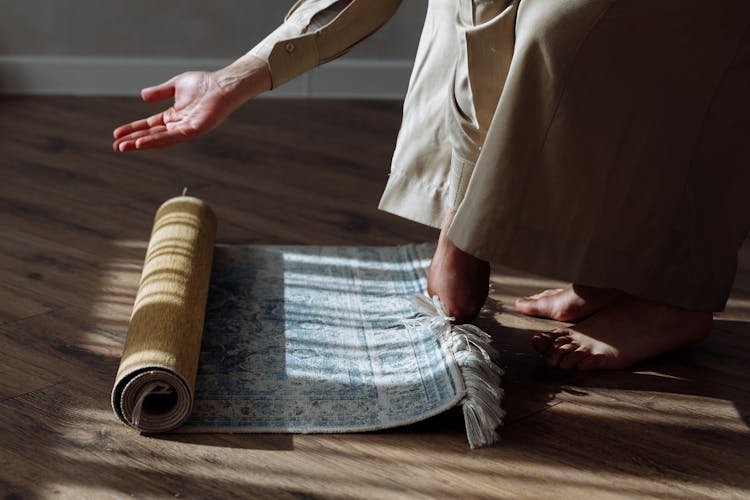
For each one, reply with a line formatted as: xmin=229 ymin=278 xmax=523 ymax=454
xmin=0 ymin=56 xmax=412 ymax=99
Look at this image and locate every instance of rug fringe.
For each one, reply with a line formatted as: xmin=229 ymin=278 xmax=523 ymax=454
xmin=412 ymin=294 xmax=505 ymax=448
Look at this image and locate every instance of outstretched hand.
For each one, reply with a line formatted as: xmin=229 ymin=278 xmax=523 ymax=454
xmin=113 ymin=55 xmax=271 ymax=152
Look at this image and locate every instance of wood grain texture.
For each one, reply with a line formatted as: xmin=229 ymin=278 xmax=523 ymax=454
xmin=0 ymin=95 xmax=748 ymax=499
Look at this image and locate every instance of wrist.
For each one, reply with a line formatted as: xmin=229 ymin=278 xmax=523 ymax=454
xmin=213 ymin=54 xmax=272 ymax=104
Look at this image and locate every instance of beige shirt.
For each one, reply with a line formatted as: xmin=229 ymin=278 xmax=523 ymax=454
xmin=248 ymin=0 xmax=402 ymax=89
xmin=249 ymin=0 xmax=750 ymax=311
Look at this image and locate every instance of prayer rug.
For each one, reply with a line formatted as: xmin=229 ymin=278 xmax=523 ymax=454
xmin=112 ymin=197 xmax=503 ymax=448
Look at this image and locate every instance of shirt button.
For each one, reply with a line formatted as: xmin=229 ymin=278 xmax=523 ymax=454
xmin=285 ymin=42 xmax=295 ymax=53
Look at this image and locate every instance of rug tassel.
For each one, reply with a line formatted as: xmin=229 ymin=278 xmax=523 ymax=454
xmin=412 ymin=295 xmax=505 ymax=448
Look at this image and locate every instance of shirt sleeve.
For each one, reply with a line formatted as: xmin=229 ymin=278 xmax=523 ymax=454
xmin=248 ymin=0 xmax=402 ymax=89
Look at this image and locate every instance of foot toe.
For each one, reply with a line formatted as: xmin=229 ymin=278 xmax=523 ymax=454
xmin=516 ymin=289 xmax=562 ymax=316
xmin=531 ymin=333 xmax=554 ymax=353
xmin=544 ymin=338 xmax=577 ymax=367
xmin=515 ymin=298 xmax=540 ymax=316
xmin=553 ymin=334 xmax=573 ymax=348
xmin=544 ymin=329 xmax=578 ymax=366
xmin=516 ymin=285 xmax=621 ymax=322
xmin=559 ymin=347 xmax=589 ymax=370
xmin=527 ymin=288 xmax=564 ymax=300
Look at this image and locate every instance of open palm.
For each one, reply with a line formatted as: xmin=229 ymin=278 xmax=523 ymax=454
xmin=113 ymin=71 xmax=240 ymax=152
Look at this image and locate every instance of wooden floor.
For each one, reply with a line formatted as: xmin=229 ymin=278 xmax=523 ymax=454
xmin=1 ymin=96 xmax=749 ymax=499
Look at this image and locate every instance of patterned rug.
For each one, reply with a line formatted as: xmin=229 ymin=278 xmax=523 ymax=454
xmin=178 ymin=243 xmax=503 ymax=447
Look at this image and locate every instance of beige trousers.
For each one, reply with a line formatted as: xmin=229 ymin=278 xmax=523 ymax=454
xmin=379 ymin=0 xmax=750 ymax=311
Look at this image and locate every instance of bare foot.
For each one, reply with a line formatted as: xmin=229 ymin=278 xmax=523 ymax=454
xmin=515 ymin=284 xmax=621 ymax=322
xmin=531 ymin=296 xmax=713 ymax=370
xmin=427 ymin=210 xmax=490 ymax=323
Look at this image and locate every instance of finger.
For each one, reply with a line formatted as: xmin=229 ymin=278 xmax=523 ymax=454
xmin=141 ymin=78 xmax=176 ymax=102
xmin=116 ymin=125 xmax=168 ymax=145
xmin=115 ymin=135 xmax=146 ymax=152
xmin=113 ymin=112 xmax=165 ymax=139
xmin=134 ymin=128 xmax=192 ymax=150
xmin=113 ymin=117 xmax=157 ymax=140
xmin=114 ymin=125 xmax=169 ymax=152
xmin=114 ymin=139 xmax=138 ymax=153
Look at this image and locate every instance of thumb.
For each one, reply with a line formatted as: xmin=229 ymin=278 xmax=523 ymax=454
xmin=141 ymin=77 xmax=176 ymax=102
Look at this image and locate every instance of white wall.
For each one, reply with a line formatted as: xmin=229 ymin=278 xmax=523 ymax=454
xmin=0 ymin=0 xmax=426 ymax=98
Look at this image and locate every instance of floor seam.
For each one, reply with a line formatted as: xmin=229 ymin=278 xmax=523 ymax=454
xmin=0 ymin=306 xmax=74 ymax=330
xmin=0 ymin=380 xmax=68 ymax=405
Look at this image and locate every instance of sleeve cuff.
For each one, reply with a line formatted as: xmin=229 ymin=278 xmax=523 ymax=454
xmin=248 ymin=22 xmax=318 ymax=89
xmin=248 ymin=0 xmax=402 ymax=89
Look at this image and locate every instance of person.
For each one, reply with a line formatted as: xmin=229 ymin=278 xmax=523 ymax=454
xmin=113 ymin=0 xmax=750 ymax=371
